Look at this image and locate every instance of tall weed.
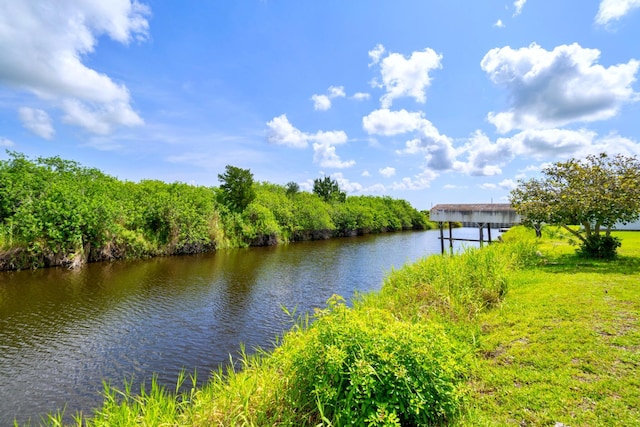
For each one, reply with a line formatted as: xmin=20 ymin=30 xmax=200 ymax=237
xmin=375 ymin=235 xmax=538 ymax=322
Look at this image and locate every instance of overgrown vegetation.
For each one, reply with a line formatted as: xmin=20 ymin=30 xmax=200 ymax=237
xmin=40 ymin=226 xmax=640 ymax=426
xmin=41 ymin=227 xmax=538 ymax=426
xmin=273 ymin=297 xmax=467 ymax=426
xmin=0 ymin=152 xmax=431 ymax=270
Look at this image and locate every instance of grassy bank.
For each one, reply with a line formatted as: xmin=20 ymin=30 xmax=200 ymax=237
xmin=457 ymin=228 xmax=640 ymax=426
xmin=42 ymin=227 xmax=639 ymax=426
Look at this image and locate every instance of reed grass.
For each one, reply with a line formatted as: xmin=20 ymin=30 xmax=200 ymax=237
xmin=371 ymin=230 xmax=538 ymax=323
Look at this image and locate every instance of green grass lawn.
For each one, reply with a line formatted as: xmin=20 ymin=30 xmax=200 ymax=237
xmin=458 ymin=230 xmax=640 ymax=426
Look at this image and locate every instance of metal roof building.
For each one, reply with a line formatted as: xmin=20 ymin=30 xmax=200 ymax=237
xmin=429 ymin=204 xmax=521 ymax=254
xmin=430 ymin=203 xmax=521 ymax=225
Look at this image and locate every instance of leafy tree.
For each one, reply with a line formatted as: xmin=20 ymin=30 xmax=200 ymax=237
xmin=285 ymin=181 xmax=300 ymax=197
xmin=218 ymin=165 xmax=256 ymax=213
xmin=313 ymin=176 xmax=346 ymax=203
xmin=510 ymin=153 xmax=640 ymax=258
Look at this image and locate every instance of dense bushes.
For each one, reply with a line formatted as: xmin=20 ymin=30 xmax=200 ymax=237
xmin=0 ymin=153 xmax=223 ymax=269
xmin=276 ymin=297 xmax=467 ymax=426
xmin=0 ymin=153 xmax=430 ymax=270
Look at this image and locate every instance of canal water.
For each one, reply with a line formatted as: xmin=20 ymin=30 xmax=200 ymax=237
xmin=0 ymin=228 xmax=494 ymax=425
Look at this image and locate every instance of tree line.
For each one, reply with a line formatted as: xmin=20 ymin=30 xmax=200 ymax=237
xmin=0 ymin=153 xmax=432 ymax=270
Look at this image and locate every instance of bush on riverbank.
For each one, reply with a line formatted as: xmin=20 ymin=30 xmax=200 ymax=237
xmin=273 ymin=300 xmax=467 ymax=426
xmin=0 ymin=153 xmax=431 ymax=270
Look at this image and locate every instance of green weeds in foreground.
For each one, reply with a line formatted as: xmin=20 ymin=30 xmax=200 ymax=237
xmin=41 ymin=372 xmax=199 ymax=427
xmin=272 ymin=299 xmax=468 ymax=426
xmin=40 ymin=227 xmax=640 ymax=426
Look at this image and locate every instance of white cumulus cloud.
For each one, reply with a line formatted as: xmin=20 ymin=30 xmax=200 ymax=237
xmin=328 ymin=86 xmax=346 ymax=98
xmin=362 ymin=109 xmax=425 ymax=136
xmin=458 ymin=130 xmax=511 ymax=176
xmin=370 ymin=45 xmax=443 ymax=108
xmin=351 ymin=92 xmax=371 ymax=101
xmin=595 ymin=0 xmax=640 ymax=25
xmin=0 ymin=0 xmax=149 ymax=134
xmin=390 ymin=170 xmax=438 ymax=191
xmin=498 ymin=179 xmax=518 ymax=190
xmin=311 ymin=94 xmax=332 ymax=111
xmin=368 ymin=44 xmax=386 ymax=66
xmin=0 ymin=137 xmax=15 ymax=147
xmin=455 ymin=127 xmax=640 ymax=178
xmin=379 ymin=167 xmax=396 ymax=177
xmin=312 ymin=143 xmax=354 ymax=168
xmin=363 ymin=108 xmax=459 ymax=172
xmin=513 ymin=0 xmax=527 ymax=16
xmin=18 ymin=107 xmax=55 ymax=139
xmin=591 ymin=132 xmax=640 ymax=156
xmin=458 ymin=128 xmax=597 ymax=176
xmin=266 ymin=114 xmax=309 ymax=148
xmin=506 ymin=128 xmax=598 ymax=158
xmin=395 ymin=120 xmax=460 ymax=172
xmin=266 ymin=115 xmax=354 ymax=168
xmin=312 ymin=130 xmax=354 ymax=169
xmin=481 ymin=43 xmax=640 ymax=133
xmin=311 ymin=85 xmax=346 ymax=111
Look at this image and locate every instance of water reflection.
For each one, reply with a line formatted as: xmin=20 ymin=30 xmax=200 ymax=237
xmin=0 ymin=228 xmax=494 ymax=425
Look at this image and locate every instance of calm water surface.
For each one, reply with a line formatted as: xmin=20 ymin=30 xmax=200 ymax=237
xmin=0 ymin=228 xmax=494 ymax=425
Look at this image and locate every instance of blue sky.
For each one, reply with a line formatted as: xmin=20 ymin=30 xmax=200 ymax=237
xmin=1 ymin=0 xmax=640 ymax=210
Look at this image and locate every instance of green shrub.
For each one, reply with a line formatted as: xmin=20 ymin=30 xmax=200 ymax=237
xmin=241 ymin=202 xmax=281 ymax=245
xmin=277 ymin=297 xmax=467 ymax=426
xmin=577 ymin=234 xmax=621 ymax=259
xmin=291 ymin=192 xmax=335 ymax=240
xmin=113 ymin=228 xmax=157 ymax=259
xmin=254 ymin=183 xmax=296 ymax=241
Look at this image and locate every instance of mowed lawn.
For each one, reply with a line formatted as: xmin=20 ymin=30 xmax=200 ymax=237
xmin=458 ymin=230 xmax=640 ymax=426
